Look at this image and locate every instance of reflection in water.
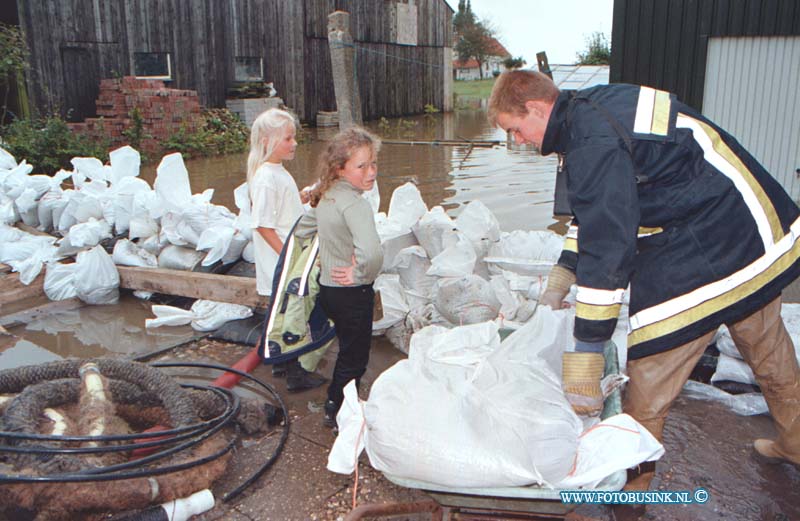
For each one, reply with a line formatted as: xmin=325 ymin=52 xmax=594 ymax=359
xmin=5 ymin=294 xmax=199 ymax=362
xmin=141 ymin=104 xmax=561 ymax=233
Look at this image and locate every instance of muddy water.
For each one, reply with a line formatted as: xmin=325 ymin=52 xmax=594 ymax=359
xmin=5 ymin=102 xmax=560 ymax=363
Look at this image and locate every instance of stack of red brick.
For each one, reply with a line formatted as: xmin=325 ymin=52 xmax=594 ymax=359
xmin=68 ymin=76 xmax=202 ymax=156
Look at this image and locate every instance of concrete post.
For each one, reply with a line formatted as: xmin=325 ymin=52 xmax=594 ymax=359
xmin=442 ymin=47 xmax=453 ymax=112
xmin=328 ymin=11 xmax=362 ymax=130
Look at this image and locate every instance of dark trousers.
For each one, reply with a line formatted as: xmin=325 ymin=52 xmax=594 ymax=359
xmin=319 ymin=283 xmax=375 ymax=407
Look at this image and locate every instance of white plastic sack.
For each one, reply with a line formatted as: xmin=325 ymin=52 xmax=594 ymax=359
xmin=109 ymin=145 xmax=141 ymax=185
xmin=426 ymin=233 xmax=476 ymax=278
xmin=197 ymin=225 xmax=235 ymax=266
xmin=455 ymin=200 xmax=500 ymax=259
xmin=71 ymin=157 xmax=107 ymax=183
xmin=68 ymin=218 xmax=112 ymax=248
xmin=154 ymin=153 xmax=193 ymax=214
xmin=555 ymin=414 xmax=664 ymax=489
xmin=242 ymin=241 xmax=255 ymax=263
xmin=44 ymin=262 xmax=78 ymax=301
xmin=485 ymin=230 xmax=564 ymax=276
xmin=433 ymin=274 xmax=500 ymax=325
xmin=711 ymin=353 xmax=757 ymax=386
xmin=221 ymin=232 xmax=248 ymax=265
xmin=0 ymin=193 xmax=18 ymax=225
xmin=411 ymin=206 xmax=458 ymax=259
xmin=145 ymin=300 xmax=252 ymax=331
xmin=112 ymin=239 xmax=158 ymax=267
xmin=392 ymin=246 xmax=435 ymax=299
xmin=330 ymin=319 xmax=583 ymax=487
xmin=372 ymin=274 xmax=410 ymax=333
xmin=37 ymin=189 xmax=66 ymax=233
xmin=73 ymin=246 xmax=120 ymax=305
xmin=158 ymin=245 xmax=206 ymax=271
xmin=682 ymin=380 xmax=768 ymax=416
xmin=15 ymin=187 xmax=40 ymax=227
xmin=387 ymin=182 xmax=427 ymax=229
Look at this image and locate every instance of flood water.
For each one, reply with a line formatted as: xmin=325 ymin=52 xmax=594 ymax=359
xmin=5 ymin=98 xmax=561 ymax=363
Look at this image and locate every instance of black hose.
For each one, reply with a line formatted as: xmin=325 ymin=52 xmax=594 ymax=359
xmin=0 ymin=361 xmax=290 ymax=503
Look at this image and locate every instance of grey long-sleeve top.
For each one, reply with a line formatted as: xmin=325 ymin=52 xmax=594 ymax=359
xmin=297 ymin=179 xmax=383 ymax=287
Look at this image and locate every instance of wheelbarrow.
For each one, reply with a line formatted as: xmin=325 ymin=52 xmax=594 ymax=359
xmin=344 ymin=340 xmax=626 ymax=520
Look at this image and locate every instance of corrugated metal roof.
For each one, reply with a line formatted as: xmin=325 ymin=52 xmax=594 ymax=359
xmin=550 ymin=64 xmax=609 ymax=91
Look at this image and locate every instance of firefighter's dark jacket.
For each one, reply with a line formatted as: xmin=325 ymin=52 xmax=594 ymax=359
xmin=542 ymin=84 xmax=800 ymax=360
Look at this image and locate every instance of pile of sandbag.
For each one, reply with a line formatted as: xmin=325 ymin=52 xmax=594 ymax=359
xmin=0 ymin=145 xmax=255 ymax=308
xmin=371 ymin=182 xmax=576 ymax=353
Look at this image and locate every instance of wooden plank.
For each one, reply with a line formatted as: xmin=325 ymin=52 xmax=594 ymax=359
xmin=0 ymin=272 xmax=47 ymax=315
xmin=117 ymin=266 xmax=265 ymax=307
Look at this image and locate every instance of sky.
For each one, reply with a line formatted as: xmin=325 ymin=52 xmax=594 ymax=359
xmin=443 ymin=0 xmax=615 ymax=65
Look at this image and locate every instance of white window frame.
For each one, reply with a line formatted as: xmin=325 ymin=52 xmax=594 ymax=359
xmin=133 ymin=52 xmax=172 ymax=81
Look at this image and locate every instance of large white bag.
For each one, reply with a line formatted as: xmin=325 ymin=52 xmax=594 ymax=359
xmin=44 ymin=262 xmax=78 ymax=301
xmin=112 ymin=239 xmax=158 ymax=268
xmin=426 ymin=233 xmax=476 ymax=278
xmin=73 ymin=246 xmax=120 ymax=305
xmin=485 ymin=230 xmax=564 ymax=276
xmin=330 ymin=317 xmax=583 ymax=487
xmin=433 ymin=274 xmax=500 ymax=325
xmin=411 ymin=206 xmax=458 ymax=259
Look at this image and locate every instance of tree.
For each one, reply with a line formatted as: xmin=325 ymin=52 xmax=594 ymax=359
xmin=576 ymin=31 xmax=611 ymax=65
xmin=0 ymin=23 xmax=28 ymax=124
xmin=453 ymin=0 xmax=497 ymax=80
xmin=503 ymin=56 xmax=526 ymax=70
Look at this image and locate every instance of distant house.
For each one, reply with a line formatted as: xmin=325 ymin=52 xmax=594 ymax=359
xmin=453 ymin=37 xmax=510 ymax=80
xmin=2 ymin=0 xmax=454 ymax=124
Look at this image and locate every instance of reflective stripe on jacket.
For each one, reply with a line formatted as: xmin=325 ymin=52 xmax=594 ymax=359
xmin=542 ymin=84 xmax=800 ymax=360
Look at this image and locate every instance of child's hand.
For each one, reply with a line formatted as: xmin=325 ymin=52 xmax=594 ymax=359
xmin=331 ymin=255 xmax=357 ymax=286
xmin=299 ymin=188 xmax=311 ymax=204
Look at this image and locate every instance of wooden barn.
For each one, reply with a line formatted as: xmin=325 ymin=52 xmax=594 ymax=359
xmin=2 ymin=0 xmax=453 ymax=124
xmin=610 ymin=0 xmax=800 ymax=200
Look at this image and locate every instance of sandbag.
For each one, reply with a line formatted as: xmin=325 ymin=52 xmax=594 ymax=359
xmin=455 ymin=200 xmax=500 ymax=260
xmin=73 ymin=246 xmax=120 ymax=305
xmin=486 ymin=230 xmax=564 ymax=276
xmin=330 ymin=317 xmax=583 ymax=487
xmin=411 ymin=206 xmax=458 ymax=259
xmin=158 ymin=245 xmax=206 ymax=271
xmin=112 ymin=238 xmax=158 ymax=267
xmin=387 ymin=182 xmax=427 ymax=229
xmin=0 ymin=146 xmax=16 ymax=170
xmin=426 ymin=233 xmax=476 ymax=278
xmin=146 ymin=299 xmax=253 ymax=331
xmin=44 ymin=262 xmax=78 ymax=301
xmin=392 ymin=246 xmax=435 ymax=300
xmin=434 ymin=274 xmax=500 ymax=325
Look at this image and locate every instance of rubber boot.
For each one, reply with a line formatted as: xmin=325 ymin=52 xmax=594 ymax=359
xmin=272 ymin=362 xmax=288 ymax=378
xmin=286 ymin=360 xmax=327 ymax=392
xmin=562 ymin=352 xmax=604 ymax=416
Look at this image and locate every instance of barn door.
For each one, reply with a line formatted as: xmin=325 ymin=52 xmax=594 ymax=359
xmin=61 ymin=46 xmax=99 ymax=122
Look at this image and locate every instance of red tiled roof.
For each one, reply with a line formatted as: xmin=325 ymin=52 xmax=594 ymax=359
xmin=454 ymin=58 xmax=480 ymax=68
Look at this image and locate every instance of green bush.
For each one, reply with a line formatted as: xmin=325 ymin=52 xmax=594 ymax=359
xmin=0 ymin=116 xmax=109 ymax=174
xmin=162 ymin=108 xmax=249 ymax=159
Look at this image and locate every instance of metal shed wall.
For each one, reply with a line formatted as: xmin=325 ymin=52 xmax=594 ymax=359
xmin=610 ymin=0 xmax=800 ymax=110
xmin=703 ymin=36 xmax=800 ymax=200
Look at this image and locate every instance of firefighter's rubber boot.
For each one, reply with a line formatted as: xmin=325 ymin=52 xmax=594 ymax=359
xmin=562 ymin=352 xmax=605 ymax=416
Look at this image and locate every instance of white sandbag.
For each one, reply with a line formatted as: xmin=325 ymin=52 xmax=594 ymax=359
xmin=180 ymin=203 xmax=236 ymax=246
xmin=221 ymin=232 xmax=248 ymax=265
xmin=146 ymin=305 xmax=195 ymax=328
xmin=37 ymin=189 xmax=66 ymax=233
xmin=112 ymin=239 xmax=157 ymax=267
xmin=14 ymin=187 xmax=39 ymax=227
xmin=67 ymin=218 xmax=112 ymax=248
xmin=330 ymin=319 xmax=583 ymax=487
xmin=242 ymin=241 xmax=255 ymax=263
xmin=711 ymin=353 xmax=757 ymax=386
xmin=72 ymin=193 xmax=105 ymax=224
xmin=486 ymin=230 xmax=564 ymax=276
xmin=139 ymin=234 xmax=167 ymax=257
xmin=197 ymin=225 xmax=235 ymax=266
xmin=555 ymin=414 xmax=664 ymax=489
xmin=392 ymin=246 xmax=434 ymax=297
xmin=427 ymin=234 xmax=476 ymax=278
xmin=109 ymin=145 xmax=141 ymax=184
xmin=379 ymin=230 xmax=418 ymax=274
xmin=158 ymin=244 xmax=206 ymax=271
xmin=154 ymin=153 xmax=193 ymax=214
xmin=44 ymin=262 xmax=78 ymax=301
xmin=71 ymin=157 xmax=107 ymax=182
xmin=7 ymin=240 xmax=59 ymax=285
xmin=189 ymin=300 xmax=253 ymax=331
xmin=682 ymin=380 xmax=768 ymax=416
xmin=128 ymin=212 xmax=159 ymax=241
xmin=455 ymin=200 xmax=500 ymax=259
xmin=411 ymin=206 xmax=458 ymax=259
xmin=232 ymin=182 xmax=253 ymax=241
xmin=0 ymin=146 xmax=16 ymax=170
xmin=387 ymin=182 xmax=427 ymax=229
xmin=73 ymin=246 xmax=120 ymax=305
xmin=112 ymin=176 xmax=152 ymax=235
xmin=489 ymin=275 xmax=525 ymax=322
xmin=363 ymin=181 xmax=380 ymax=214
xmin=2 ymin=161 xmax=33 ymax=198
xmin=372 ymin=274 xmax=410 ymax=333
xmin=434 ymin=274 xmax=500 ymax=325
xmin=0 ymin=193 xmax=18 ymax=224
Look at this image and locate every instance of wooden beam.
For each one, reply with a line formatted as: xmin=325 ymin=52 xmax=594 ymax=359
xmin=117 ymin=266 xmax=265 ymax=308
xmin=0 ymin=271 xmax=48 ymax=316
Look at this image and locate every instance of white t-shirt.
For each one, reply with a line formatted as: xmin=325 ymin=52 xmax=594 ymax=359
xmin=250 ymin=162 xmax=304 ymax=296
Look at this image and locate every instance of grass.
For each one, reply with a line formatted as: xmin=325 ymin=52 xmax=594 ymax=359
xmin=453 ymin=78 xmax=497 ymax=98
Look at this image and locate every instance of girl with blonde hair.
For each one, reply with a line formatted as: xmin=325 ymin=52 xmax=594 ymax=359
xmin=248 ymin=108 xmax=323 ymax=391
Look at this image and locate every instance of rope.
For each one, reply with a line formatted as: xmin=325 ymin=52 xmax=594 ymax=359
xmin=329 ymin=41 xmax=445 ymax=69
xmin=566 ymin=423 xmax=644 ymax=477
xmin=351 ymin=414 xmax=367 ymax=510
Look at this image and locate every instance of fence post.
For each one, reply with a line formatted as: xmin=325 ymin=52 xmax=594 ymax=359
xmin=328 ymin=10 xmax=362 ymax=130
